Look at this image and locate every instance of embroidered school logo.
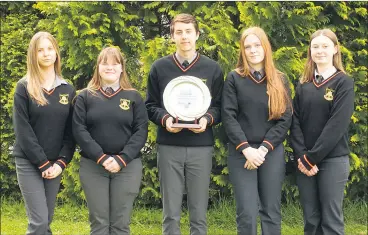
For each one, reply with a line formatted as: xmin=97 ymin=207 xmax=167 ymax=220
xmin=59 ymin=94 xmax=69 ymax=105
xmin=119 ymin=99 xmax=130 ymax=110
xmin=324 ymin=88 xmax=335 ymax=101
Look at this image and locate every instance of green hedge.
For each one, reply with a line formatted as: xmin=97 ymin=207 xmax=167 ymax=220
xmin=1 ymin=2 xmax=367 ymax=204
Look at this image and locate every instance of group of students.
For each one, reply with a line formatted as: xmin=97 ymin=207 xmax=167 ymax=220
xmin=12 ymin=13 xmax=354 ymax=235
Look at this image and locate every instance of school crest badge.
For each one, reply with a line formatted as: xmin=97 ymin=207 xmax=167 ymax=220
xmin=324 ymin=88 xmax=335 ymax=101
xmin=59 ymin=94 xmax=69 ymax=105
xmin=119 ymin=99 xmax=130 ymax=110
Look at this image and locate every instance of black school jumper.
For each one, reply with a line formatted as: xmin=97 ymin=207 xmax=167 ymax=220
xmin=73 ymin=88 xmax=148 ymax=235
xmin=145 ymin=53 xmax=224 ymax=235
xmin=222 ymin=70 xmax=292 ymax=235
xmin=13 ymin=77 xmax=76 ymax=235
xmin=290 ymin=71 xmax=354 ymax=235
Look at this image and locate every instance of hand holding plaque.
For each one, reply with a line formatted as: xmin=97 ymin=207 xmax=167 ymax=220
xmin=163 ymin=76 xmax=211 ymax=129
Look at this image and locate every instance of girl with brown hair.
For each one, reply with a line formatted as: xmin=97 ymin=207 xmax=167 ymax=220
xmin=222 ymin=27 xmax=292 ymax=235
xmin=12 ymin=31 xmax=76 ymax=235
xmin=290 ymin=29 xmax=354 ymax=235
xmin=73 ymin=47 xmax=148 ymax=235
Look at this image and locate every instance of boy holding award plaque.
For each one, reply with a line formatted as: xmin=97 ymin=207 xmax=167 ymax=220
xmin=145 ymin=13 xmax=224 ymax=235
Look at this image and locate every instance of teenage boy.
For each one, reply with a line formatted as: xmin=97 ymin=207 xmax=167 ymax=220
xmin=145 ymin=13 xmax=224 ymax=235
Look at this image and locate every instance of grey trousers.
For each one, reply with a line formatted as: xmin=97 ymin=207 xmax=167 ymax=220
xmin=15 ymin=157 xmax=62 ymax=235
xmin=228 ymin=144 xmax=285 ymax=235
xmin=79 ymin=157 xmax=142 ymax=235
xmin=296 ymin=156 xmax=349 ymax=235
xmin=157 ymin=144 xmax=213 ymax=235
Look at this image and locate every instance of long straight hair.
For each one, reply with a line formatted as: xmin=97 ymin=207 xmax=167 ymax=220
xmin=301 ymin=29 xmax=345 ymax=83
xmin=26 ymin=32 xmax=62 ymax=106
xmin=235 ymin=27 xmax=290 ymax=120
xmin=87 ymin=47 xmax=133 ymax=93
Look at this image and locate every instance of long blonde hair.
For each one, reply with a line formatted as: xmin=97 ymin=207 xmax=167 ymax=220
xmin=235 ymin=27 xmax=290 ymax=120
xmin=26 ymin=32 xmax=61 ymax=106
xmin=87 ymin=47 xmax=133 ymax=93
xmin=301 ymin=28 xmax=345 ymax=83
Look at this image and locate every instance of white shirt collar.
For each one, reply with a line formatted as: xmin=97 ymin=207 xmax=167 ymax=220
xmin=55 ymin=75 xmax=68 ymax=86
xmin=250 ymin=67 xmax=265 ymax=77
xmin=42 ymin=75 xmax=67 ymax=91
xmin=315 ymin=66 xmax=337 ymax=81
xmin=102 ymin=82 xmax=120 ymax=92
xmin=175 ymin=52 xmax=197 ymax=65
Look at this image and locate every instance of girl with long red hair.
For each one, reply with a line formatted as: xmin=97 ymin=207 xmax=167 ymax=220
xmin=222 ymin=27 xmax=292 ymax=235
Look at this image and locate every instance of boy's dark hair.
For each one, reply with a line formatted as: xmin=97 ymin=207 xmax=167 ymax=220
xmin=170 ymin=13 xmax=199 ymax=35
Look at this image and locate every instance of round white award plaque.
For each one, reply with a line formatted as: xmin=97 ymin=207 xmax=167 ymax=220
xmin=163 ymin=76 xmax=211 ymax=122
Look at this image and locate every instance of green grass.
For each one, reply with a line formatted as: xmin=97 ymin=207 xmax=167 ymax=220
xmin=1 ymin=197 xmax=367 ymax=235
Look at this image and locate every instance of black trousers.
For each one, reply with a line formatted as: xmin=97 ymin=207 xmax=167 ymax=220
xmin=296 ymin=156 xmax=349 ymax=235
xmin=228 ymin=144 xmax=285 ymax=235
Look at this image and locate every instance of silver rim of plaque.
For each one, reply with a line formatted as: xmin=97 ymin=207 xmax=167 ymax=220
xmin=163 ymin=76 xmax=211 ymax=121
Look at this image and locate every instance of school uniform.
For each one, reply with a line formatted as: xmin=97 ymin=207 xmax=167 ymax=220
xmin=290 ymin=68 xmax=354 ymax=235
xmin=145 ymin=53 xmax=224 ymax=235
xmin=12 ymin=76 xmax=76 ymax=235
xmin=72 ymin=87 xmax=148 ymax=235
xmin=222 ymin=70 xmax=292 ymax=235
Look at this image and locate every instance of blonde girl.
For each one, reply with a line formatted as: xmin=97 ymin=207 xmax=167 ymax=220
xmin=290 ymin=29 xmax=354 ymax=235
xmin=12 ymin=31 xmax=76 ymax=235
